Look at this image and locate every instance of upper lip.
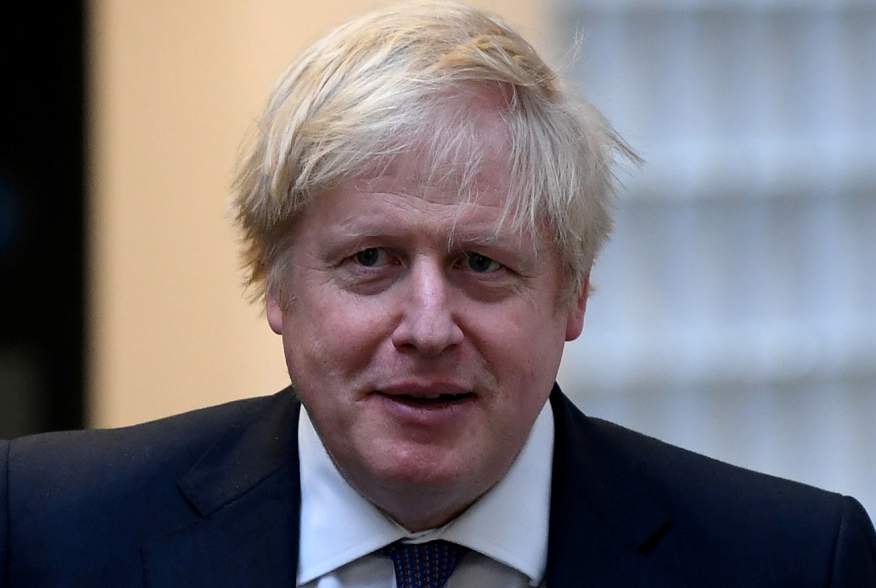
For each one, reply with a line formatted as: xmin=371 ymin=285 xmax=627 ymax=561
xmin=377 ymin=382 xmax=473 ymax=399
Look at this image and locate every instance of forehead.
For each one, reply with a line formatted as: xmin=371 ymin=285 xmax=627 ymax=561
xmin=288 ymin=88 xmax=550 ymax=254
xmin=294 ymin=139 xmax=535 ymax=255
xmin=307 ymin=154 xmax=519 ymax=246
xmin=354 ymin=155 xmax=507 ymax=213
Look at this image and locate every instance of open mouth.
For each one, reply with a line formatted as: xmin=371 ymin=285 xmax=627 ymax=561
xmin=379 ymin=392 xmax=475 ymax=408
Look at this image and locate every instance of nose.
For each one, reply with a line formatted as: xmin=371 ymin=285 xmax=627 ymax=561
xmin=391 ymin=259 xmax=464 ymax=356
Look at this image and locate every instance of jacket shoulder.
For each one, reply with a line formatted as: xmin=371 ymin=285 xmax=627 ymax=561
xmin=4 ymin=390 xmax=295 ymax=585
xmin=585 ymin=414 xmax=845 ymax=517
xmin=9 ymin=392 xmax=278 ymax=488
xmin=584 ymin=413 xmax=876 ymax=584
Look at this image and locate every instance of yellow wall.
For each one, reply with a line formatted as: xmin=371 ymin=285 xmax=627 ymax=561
xmin=88 ymin=1 xmax=545 ymax=427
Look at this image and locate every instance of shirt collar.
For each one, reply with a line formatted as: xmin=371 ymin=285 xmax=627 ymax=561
xmin=296 ymin=402 xmax=554 ymax=586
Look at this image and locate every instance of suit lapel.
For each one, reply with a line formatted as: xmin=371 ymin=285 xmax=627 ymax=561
xmin=143 ymin=389 xmax=302 ymax=588
xmin=546 ymin=386 xmax=680 ymax=587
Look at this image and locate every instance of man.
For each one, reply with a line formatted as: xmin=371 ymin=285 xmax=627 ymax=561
xmin=2 ymin=2 xmax=875 ymax=586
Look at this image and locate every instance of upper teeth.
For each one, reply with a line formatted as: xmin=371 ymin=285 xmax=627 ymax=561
xmin=423 ymin=394 xmax=442 ymax=399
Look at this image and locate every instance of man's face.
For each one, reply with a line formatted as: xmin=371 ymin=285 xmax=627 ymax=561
xmin=267 ymin=117 xmax=587 ymax=530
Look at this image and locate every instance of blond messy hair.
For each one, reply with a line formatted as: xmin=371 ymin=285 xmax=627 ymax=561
xmin=232 ymin=0 xmax=637 ymax=304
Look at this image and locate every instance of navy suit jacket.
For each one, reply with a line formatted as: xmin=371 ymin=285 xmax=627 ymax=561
xmin=2 ymin=385 xmax=875 ymax=587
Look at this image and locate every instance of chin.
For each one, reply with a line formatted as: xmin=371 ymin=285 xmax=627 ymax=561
xmin=377 ymin=445 xmax=466 ymax=484
xmin=361 ymin=458 xmax=489 ymax=531
xmin=352 ymin=443 xmax=478 ymax=500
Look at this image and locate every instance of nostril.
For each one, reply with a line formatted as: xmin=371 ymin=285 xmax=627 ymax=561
xmin=391 ymin=313 xmax=463 ymax=356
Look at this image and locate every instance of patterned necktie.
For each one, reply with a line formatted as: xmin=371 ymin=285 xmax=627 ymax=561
xmin=382 ymin=540 xmax=467 ymax=588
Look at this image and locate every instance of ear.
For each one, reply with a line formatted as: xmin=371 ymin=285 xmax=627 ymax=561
xmin=564 ymin=271 xmax=590 ymax=341
xmin=266 ymin=290 xmax=284 ymax=335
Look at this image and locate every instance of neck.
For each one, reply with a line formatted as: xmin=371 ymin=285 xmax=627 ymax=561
xmin=379 ymin=496 xmax=472 ymax=532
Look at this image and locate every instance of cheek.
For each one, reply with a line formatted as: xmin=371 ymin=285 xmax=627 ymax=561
xmin=473 ymin=301 xmax=566 ymax=374
xmin=281 ymin=291 xmax=396 ymax=382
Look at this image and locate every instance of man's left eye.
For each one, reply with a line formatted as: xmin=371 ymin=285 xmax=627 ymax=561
xmin=353 ymin=248 xmax=388 ymax=267
xmin=463 ymin=252 xmax=501 ymax=273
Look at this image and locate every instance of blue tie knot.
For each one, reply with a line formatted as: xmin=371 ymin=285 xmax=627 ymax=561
xmin=382 ymin=540 xmax=467 ymax=588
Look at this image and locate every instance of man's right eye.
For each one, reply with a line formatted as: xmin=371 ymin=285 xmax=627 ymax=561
xmin=353 ymin=248 xmax=386 ymax=267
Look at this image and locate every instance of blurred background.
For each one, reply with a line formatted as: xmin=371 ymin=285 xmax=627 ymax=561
xmin=1 ymin=0 xmax=873 ymax=517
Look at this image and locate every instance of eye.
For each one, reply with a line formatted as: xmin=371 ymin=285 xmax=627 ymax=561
xmin=463 ymin=252 xmax=501 ymax=273
xmin=353 ymin=247 xmax=387 ymax=267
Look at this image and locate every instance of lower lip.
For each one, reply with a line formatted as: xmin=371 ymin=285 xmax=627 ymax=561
xmin=374 ymin=393 xmax=476 ymax=425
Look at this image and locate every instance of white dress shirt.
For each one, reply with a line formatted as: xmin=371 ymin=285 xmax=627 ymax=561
xmin=296 ymin=402 xmax=554 ymax=588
